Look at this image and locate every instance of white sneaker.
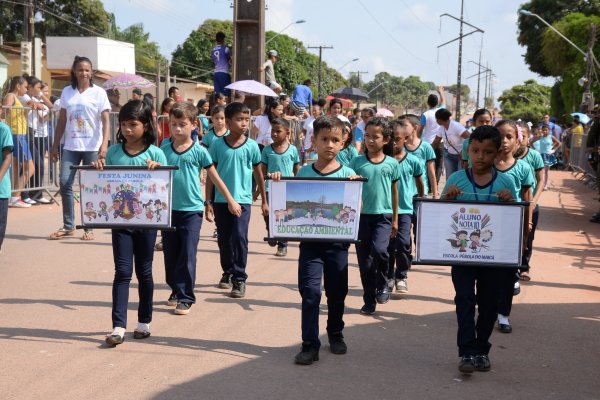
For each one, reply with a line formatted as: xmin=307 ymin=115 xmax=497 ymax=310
xmin=9 ymin=199 xmax=31 ymax=208
xmin=395 ymin=279 xmax=408 ymax=293
xmin=22 ymin=197 xmax=37 ymax=205
xmin=35 ymin=197 xmax=52 ymax=204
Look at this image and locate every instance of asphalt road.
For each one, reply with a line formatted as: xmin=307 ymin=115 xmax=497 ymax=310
xmin=1 ymin=170 xmax=599 ymax=400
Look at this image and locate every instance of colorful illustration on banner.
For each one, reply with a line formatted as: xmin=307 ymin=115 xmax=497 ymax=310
xmin=447 ymin=207 xmax=492 ymax=253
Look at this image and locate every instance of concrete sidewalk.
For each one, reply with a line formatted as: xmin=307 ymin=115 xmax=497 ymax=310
xmin=1 ymin=170 xmax=598 ymax=400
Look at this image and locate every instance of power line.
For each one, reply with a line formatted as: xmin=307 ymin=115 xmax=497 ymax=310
xmin=356 ymin=0 xmax=435 ymax=64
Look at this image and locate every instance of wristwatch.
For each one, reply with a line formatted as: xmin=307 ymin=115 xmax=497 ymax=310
xmin=204 ymin=200 xmax=213 ymax=206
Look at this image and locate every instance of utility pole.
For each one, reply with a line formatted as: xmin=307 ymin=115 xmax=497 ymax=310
xmin=438 ymin=0 xmax=483 ymax=121
xmin=350 ymin=70 xmax=368 ymax=88
xmin=581 ymin=23 xmax=596 ymax=113
xmin=467 ymin=60 xmax=491 ymax=109
xmin=308 ymin=45 xmax=333 ymax=98
xmin=155 ymin=58 xmax=161 ymax=104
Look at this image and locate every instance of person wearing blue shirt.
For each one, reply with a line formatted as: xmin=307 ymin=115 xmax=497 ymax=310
xmin=0 ymin=122 xmax=13 ymax=253
xmin=260 ymin=118 xmax=300 ymax=256
xmin=442 ymin=125 xmax=518 ymax=374
xmin=211 ymin=32 xmax=232 ymax=97
xmin=162 ymin=102 xmax=241 ymax=316
xmin=290 ymin=79 xmax=313 ymax=118
xmin=349 ymin=118 xmax=400 ymax=315
xmin=206 ymin=102 xmax=268 ymax=299
xmin=387 ymin=119 xmax=425 ymax=294
xmin=272 ymin=116 xmax=357 ymax=365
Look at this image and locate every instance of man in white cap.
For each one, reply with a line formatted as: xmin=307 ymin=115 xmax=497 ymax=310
xmin=260 ymin=50 xmax=282 ymax=94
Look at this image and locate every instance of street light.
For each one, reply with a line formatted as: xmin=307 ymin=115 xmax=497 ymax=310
xmin=367 ymin=81 xmax=390 ymax=95
xmin=518 ymin=94 xmax=532 ymax=102
xmin=337 ymin=58 xmax=359 ymax=72
xmin=266 ymin=19 xmax=306 ymax=45
xmin=518 ymin=9 xmax=587 ymax=58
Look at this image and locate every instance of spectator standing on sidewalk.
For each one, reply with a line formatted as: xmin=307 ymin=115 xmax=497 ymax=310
xmin=49 ymin=56 xmax=110 ymax=241
xmin=419 ymin=86 xmax=446 ymax=185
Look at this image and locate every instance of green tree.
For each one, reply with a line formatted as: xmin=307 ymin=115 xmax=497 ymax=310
xmin=541 ymin=12 xmax=600 ymax=114
xmin=517 ymin=0 xmax=600 ymax=77
xmin=171 ymin=19 xmax=347 ymax=95
xmin=170 ymin=19 xmax=232 ymax=82
xmin=446 ymin=84 xmax=470 ymax=101
xmin=0 ymin=0 xmax=112 ymax=41
xmin=498 ymin=79 xmax=551 ymax=121
xmin=364 ymin=72 xmax=434 ymax=111
xmin=109 ymin=22 xmax=165 ymax=73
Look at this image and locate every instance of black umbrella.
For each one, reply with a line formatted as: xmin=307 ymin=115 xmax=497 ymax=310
xmin=330 ymin=87 xmax=369 ymax=101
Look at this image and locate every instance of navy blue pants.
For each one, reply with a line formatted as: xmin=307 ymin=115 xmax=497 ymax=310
xmin=497 ymin=268 xmax=519 ymax=317
xmin=521 ymin=204 xmax=539 ymax=272
xmin=213 ymin=72 xmax=231 ymax=97
xmin=451 ymin=266 xmax=502 ymax=357
xmin=111 ymin=229 xmax=157 ymax=328
xmin=356 ymin=214 xmax=392 ymax=306
xmin=214 ymin=203 xmax=251 ymax=282
xmin=162 ymin=211 xmax=203 ymax=304
xmin=298 ymin=242 xmax=349 ymax=348
xmin=387 ymin=213 xmax=413 ymax=280
xmin=0 ymin=199 xmax=7 ymax=251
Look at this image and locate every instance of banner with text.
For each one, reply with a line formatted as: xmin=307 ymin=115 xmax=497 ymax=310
xmin=268 ymin=179 xmax=363 ymax=242
xmin=415 ymin=200 xmax=524 ymax=267
xmin=78 ymin=168 xmax=173 ymax=229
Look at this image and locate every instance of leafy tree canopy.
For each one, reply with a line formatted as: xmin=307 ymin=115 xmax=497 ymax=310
xmin=108 ymin=20 xmax=165 ymax=73
xmin=517 ymin=0 xmax=600 ymax=77
xmin=498 ymin=79 xmax=551 ymax=121
xmin=363 ymin=72 xmax=435 ymax=111
xmin=170 ymin=19 xmax=347 ymax=96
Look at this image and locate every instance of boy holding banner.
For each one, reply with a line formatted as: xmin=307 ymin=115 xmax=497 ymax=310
xmin=442 ymin=125 xmax=518 ymax=374
xmin=273 ymin=116 xmax=357 ymax=365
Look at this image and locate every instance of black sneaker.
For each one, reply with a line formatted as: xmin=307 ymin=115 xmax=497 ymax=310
xmin=105 ymin=333 xmax=124 ymax=346
xmin=218 ymin=273 xmax=233 ymax=289
xmin=376 ymin=287 xmax=390 ymax=304
xmin=474 ymin=354 xmax=491 ymax=371
xmin=275 ymin=246 xmax=287 ymax=257
xmin=328 ymin=333 xmax=347 ymax=355
xmin=166 ymin=293 xmax=177 ymax=307
xmin=174 ymin=302 xmax=192 ymax=315
xmin=458 ymin=355 xmax=475 ymax=373
xmin=359 ymin=304 xmax=376 ymax=315
xmin=294 ymin=343 xmax=319 ymax=365
xmin=230 ymin=281 xmax=246 ymax=298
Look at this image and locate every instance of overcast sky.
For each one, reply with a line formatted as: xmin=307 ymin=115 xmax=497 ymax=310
xmin=101 ymin=0 xmax=555 ymax=98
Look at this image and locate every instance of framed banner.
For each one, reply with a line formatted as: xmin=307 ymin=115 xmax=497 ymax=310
xmin=267 ymin=177 xmax=364 ymax=242
xmin=74 ymin=166 xmax=176 ymax=229
xmin=414 ymin=199 xmax=526 ymax=267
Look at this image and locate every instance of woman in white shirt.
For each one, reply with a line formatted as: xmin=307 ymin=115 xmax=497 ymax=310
xmin=49 ymin=56 xmax=110 ymax=240
xmin=432 ymin=108 xmax=469 ymax=179
xmin=250 ymin=98 xmax=284 ymax=148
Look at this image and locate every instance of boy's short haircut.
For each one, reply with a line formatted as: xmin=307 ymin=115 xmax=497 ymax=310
xmin=313 ymin=116 xmax=345 ymax=137
xmin=168 ymin=86 xmax=179 ymax=98
xmin=271 ymin=117 xmax=290 ymax=131
xmin=317 ymin=98 xmax=327 ymax=108
xmin=216 ymin=31 xmax=225 ymax=42
xmin=427 ymin=94 xmax=439 ymax=108
xmin=540 ymin=123 xmax=550 ymax=130
xmin=169 ymin=101 xmax=198 ymax=124
xmin=435 ymin=108 xmax=452 ymax=121
xmin=225 ymin=102 xmax=250 ymax=119
xmin=469 ymin=125 xmax=501 ymax=150
xmin=361 ymin=107 xmax=375 ymax=117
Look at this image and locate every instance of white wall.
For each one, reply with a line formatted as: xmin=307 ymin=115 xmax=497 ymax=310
xmin=46 ymin=37 xmax=135 ymax=74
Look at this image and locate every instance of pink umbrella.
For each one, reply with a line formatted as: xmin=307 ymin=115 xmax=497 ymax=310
xmin=102 ymin=73 xmax=155 ymax=90
xmin=376 ymin=108 xmax=394 ymax=117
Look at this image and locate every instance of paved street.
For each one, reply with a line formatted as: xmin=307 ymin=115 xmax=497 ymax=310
xmin=1 ymin=170 xmax=599 ymax=400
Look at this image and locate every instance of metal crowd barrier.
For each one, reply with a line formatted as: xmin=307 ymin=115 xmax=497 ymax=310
xmin=568 ymin=132 xmax=598 ymax=190
xmin=1 ymin=105 xmax=59 ymax=204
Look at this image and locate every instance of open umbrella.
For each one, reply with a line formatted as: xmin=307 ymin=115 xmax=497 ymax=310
xmin=102 ymin=73 xmax=155 ymax=90
xmin=330 ymin=87 xmax=369 ymax=101
xmin=376 ymin=108 xmax=394 ymax=118
xmin=571 ymin=112 xmax=591 ymax=125
xmin=225 ymin=80 xmax=278 ymax=97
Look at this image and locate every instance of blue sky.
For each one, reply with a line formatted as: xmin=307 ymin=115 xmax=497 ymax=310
xmin=100 ymin=0 xmax=555 ymax=98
